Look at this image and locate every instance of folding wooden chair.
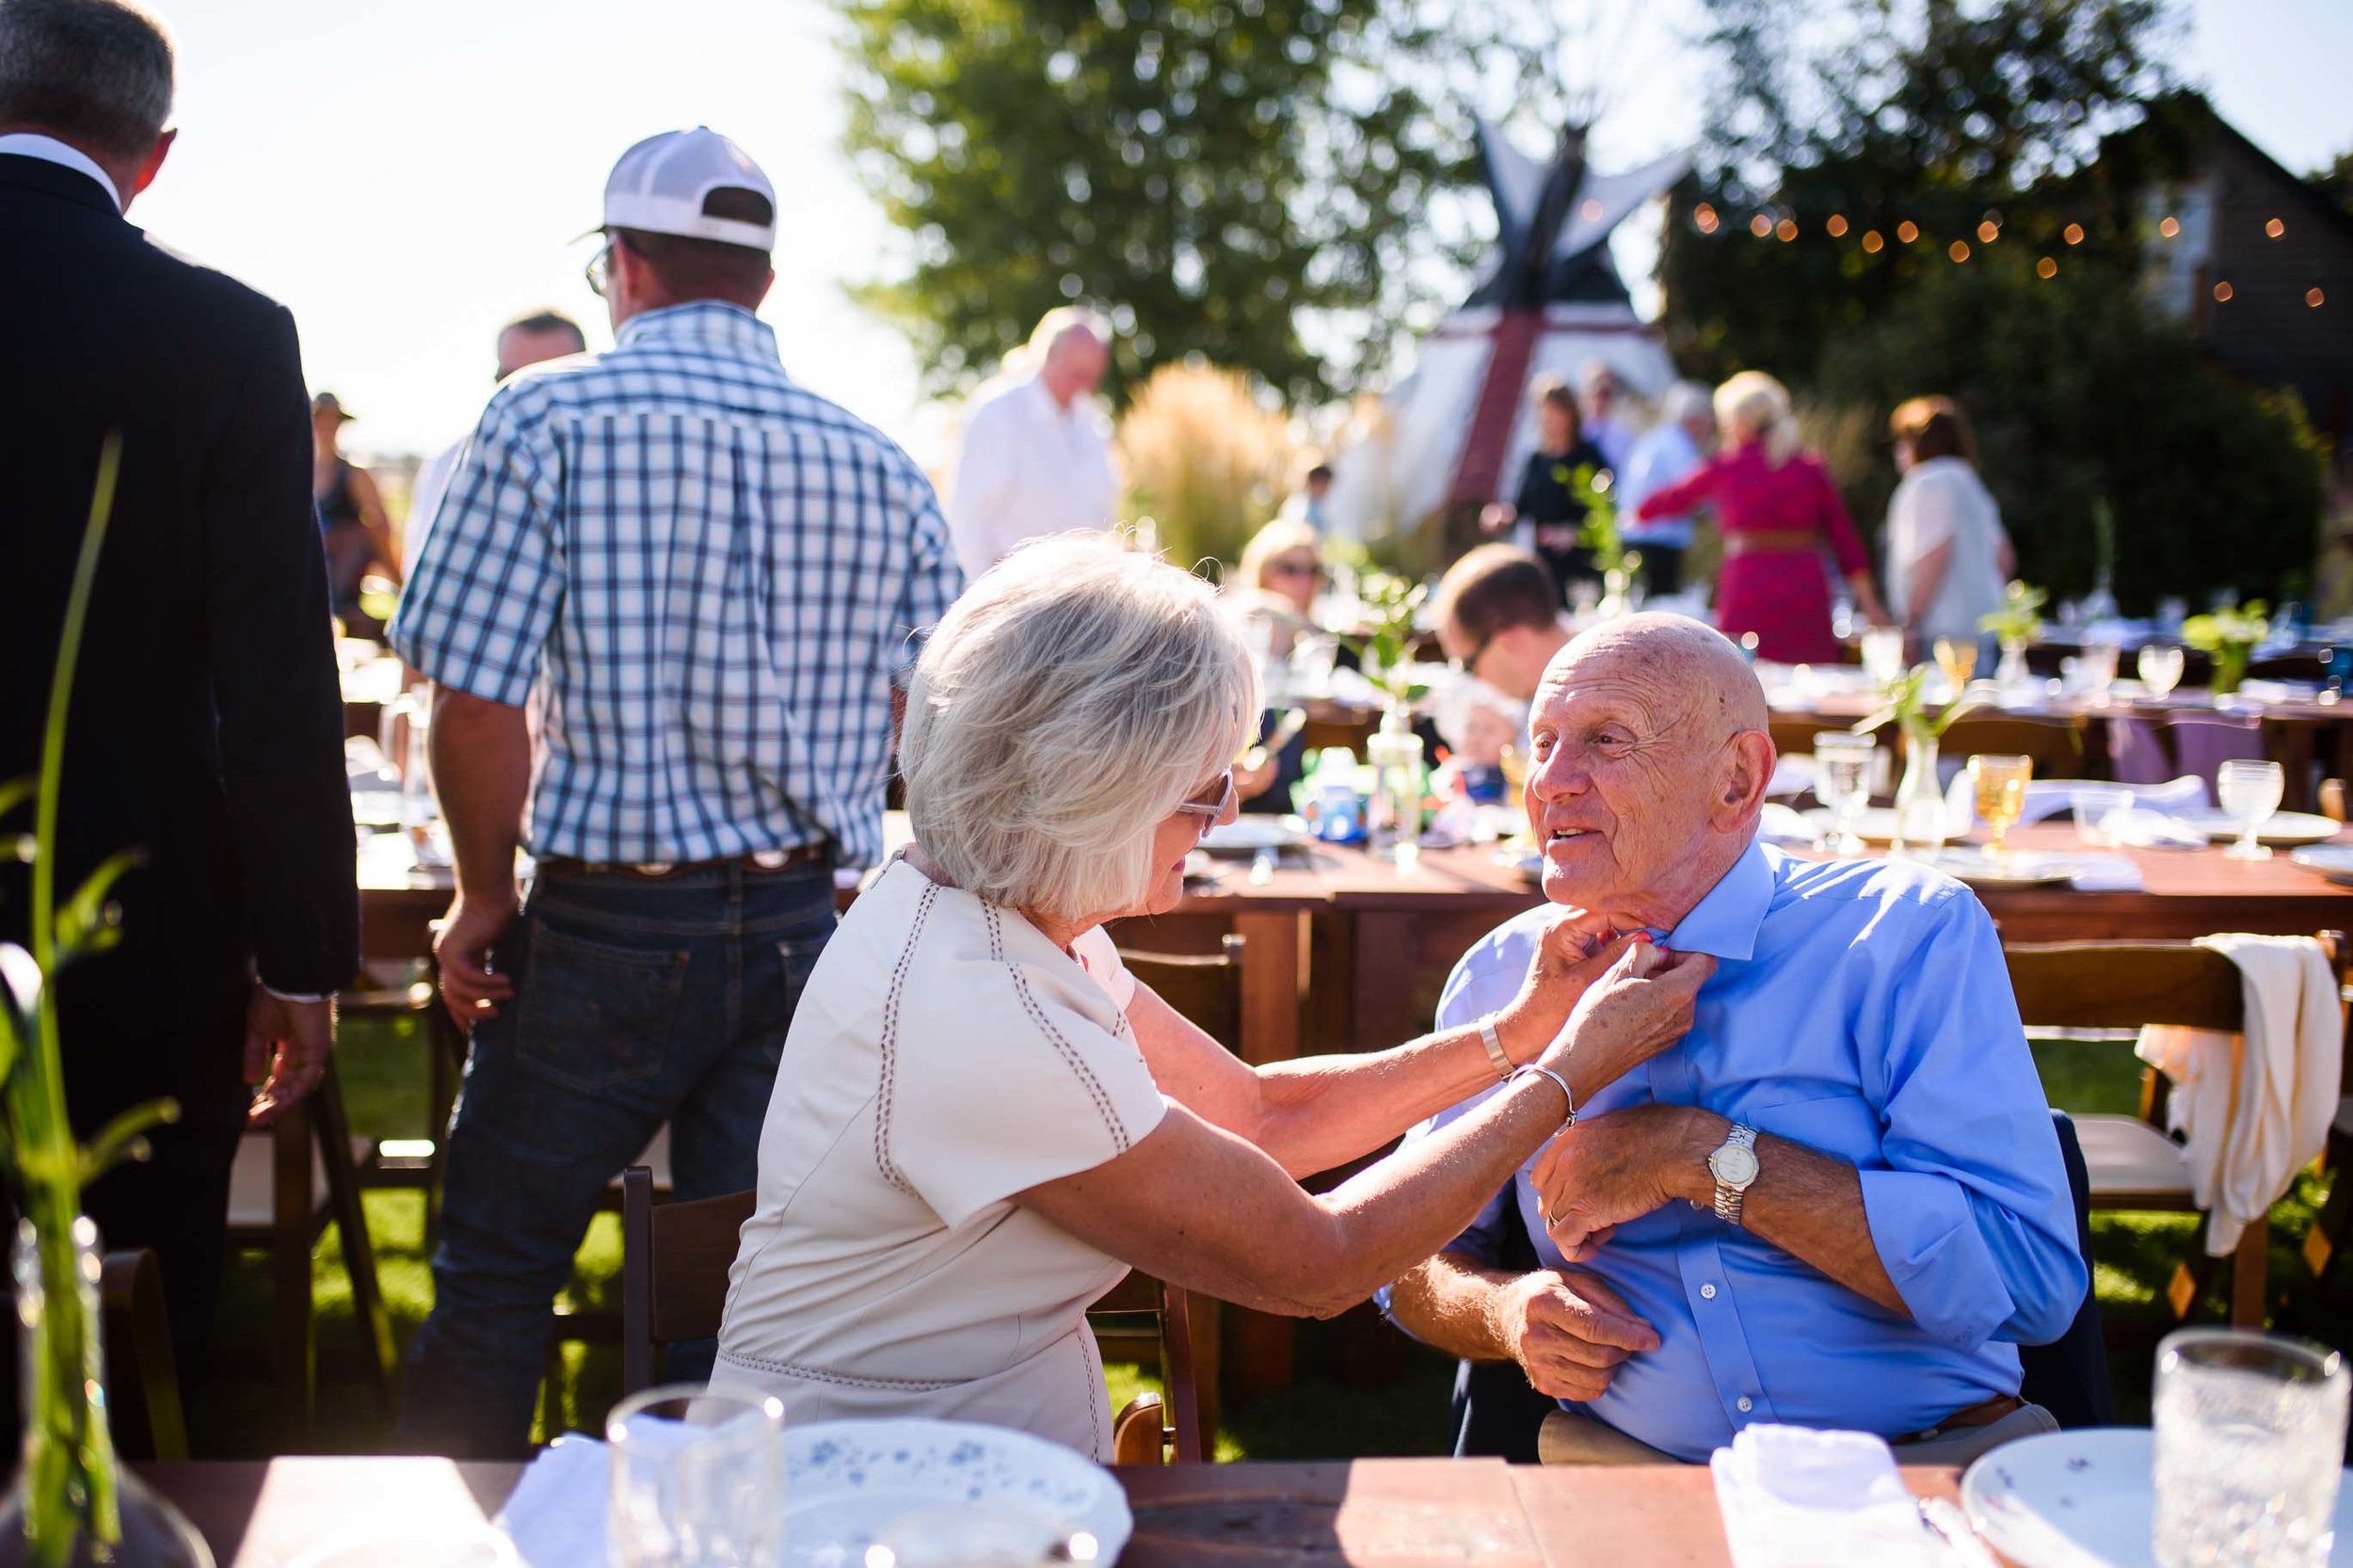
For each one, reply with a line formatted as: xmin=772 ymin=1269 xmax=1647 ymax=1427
xmin=616 ymin=1170 xmax=1210 ymax=1463
xmin=1120 ymin=935 xmax=1244 ymax=1054
xmin=99 ymin=1248 xmax=187 ymax=1462
xmin=2005 ymin=935 xmax=2345 ymax=1326
xmin=224 ymin=1056 xmax=400 ymax=1442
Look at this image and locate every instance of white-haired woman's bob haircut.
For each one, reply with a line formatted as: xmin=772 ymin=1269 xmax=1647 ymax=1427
xmin=901 ymin=534 xmax=1261 ymax=921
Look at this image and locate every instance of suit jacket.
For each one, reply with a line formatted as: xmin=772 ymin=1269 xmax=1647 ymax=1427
xmin=0 ymin=152 xmax=358 ymax=1052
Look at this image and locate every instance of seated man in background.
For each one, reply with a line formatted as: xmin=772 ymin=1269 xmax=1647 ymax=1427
xmin=1431 ymin=544 xmax=1566 ymax=706
xmin=1384 ymin=613 xmax=2087 ymax=1465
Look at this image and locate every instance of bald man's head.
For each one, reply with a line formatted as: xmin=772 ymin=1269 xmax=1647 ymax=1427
xmin=1525 ymin=613 xmax=1777 ymax=929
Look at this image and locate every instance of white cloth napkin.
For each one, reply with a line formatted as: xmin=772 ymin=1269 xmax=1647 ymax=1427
xmin=495 ymin=1433 xmax=612 ymax=1567
xmin=2043 ymin=853 xmax=2146 ymax=891
xmin=2136 ymin=935 xmax=2345 ymax=1255
xmin=1710 ymin=1425 xmax=1950 ymax=1568
xmin=1945 ymin=774 xmax=2209 ymax=845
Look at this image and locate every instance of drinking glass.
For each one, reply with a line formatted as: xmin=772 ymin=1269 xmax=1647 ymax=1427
xmin=2138 ymin=644 xmax=2186 ymax=701
xmin=1932 ymin=637 xmax=1977 ymax=692
xmin=1812 ymin=733 xmax=1878 ymax=857
xmin=1860 ymin=625 xmax=1907 ymax=690
xmin=2153 ymin=1329 xmax=2349 ymax=1568
xmin=1969 ymin=754 xmax=2031 ymax=861
xmin=608 ymin=1385 xmax=785 ymax=1568
xmin=2071 ymin=786 xmax=2133 ymax=849
xmin=2216 ymin=759 xmax=2284 ymax=861
xmin=2079 ymin=637 xmax=2121 ymax=705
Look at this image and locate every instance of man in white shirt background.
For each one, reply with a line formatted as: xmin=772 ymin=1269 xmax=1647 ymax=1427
xmin=1618 ymin=381 xmax=1717 ymax=597
xmin=401 ymin=308 xmax=586 ymax=578
xmin=945 ymin=306 xmax=1119 ymax=583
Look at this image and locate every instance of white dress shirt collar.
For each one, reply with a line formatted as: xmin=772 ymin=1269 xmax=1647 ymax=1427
xmin=0 ymin=133 xmax=122 ymax=210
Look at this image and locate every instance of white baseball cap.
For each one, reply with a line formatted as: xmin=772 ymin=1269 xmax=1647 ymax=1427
xmin=598 ymin=127 xmax=776 ymax=251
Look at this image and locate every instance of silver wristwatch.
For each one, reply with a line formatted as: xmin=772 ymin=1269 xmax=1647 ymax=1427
xmin=1708 ymin=1124 xmax=1760 ymax=1227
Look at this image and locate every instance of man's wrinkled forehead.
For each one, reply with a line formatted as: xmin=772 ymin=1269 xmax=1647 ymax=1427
xmin=1537 ymin=632 xmax=1759 ymax=742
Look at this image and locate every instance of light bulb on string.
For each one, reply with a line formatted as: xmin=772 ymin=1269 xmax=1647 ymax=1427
xmin=2265 ymin=217 xmax=2285 ymax=239
xmin=2213 ymin=280 xmax=2233 ymax=302
xmin=2064 ymin=223 xmax=2085 ymax=246
xmin=1897 ymin=220 xmax=1919 ymax=244
xmin=1948 ymin=239 xmax=1970 ymax=262
xmin=1861 ymin=230 xmax=1884 ymax=254
xmin=2036 ymin=257 xmax=2057 ymax=280
xmin=2159 ymin=216 xmax=2181 ymax=238
xmin=1826 ymin=214 xmax=1849 ymax=237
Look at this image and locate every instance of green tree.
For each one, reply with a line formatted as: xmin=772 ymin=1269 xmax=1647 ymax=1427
xmin=1661 ymin=0 xmax=2177 ymax=385
xmin=2312 ymin=149 xmax=2353 ymax=216
xmin=837 ymin=0 xmax=1545 ymax=408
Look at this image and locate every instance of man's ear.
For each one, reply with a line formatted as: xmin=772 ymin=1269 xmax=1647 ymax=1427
xmin=131 ymin=128 xmax=174 ymax=197
xmin=1714 ymin=729 xmax=1775 ymax=827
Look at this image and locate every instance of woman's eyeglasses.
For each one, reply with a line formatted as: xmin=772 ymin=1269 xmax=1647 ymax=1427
xmin=1174 ymin=771 xmax=1235 ymax=824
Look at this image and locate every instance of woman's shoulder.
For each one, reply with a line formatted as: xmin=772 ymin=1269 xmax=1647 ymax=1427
xmin=867 ymin=869 xmax=1131 ymax=1049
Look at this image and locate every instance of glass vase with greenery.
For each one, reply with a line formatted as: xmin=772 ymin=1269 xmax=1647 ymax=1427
xmin=2180 ymin=602 xmax=2271 ymax=697
xmin=1854 ymin=664 xmax=1991 ymax=856
xmin=0 ymin=440 xmax=211 ymax=1568
xmin=1978 ymin=581 xmax=2047 ymax=692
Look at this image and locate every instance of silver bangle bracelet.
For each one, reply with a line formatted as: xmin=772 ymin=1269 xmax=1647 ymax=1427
xmin=1479 ymin=1016 xmax=1513 ymax=1081
xmin=1510 ymin=1063 xmax=1577 ymax=1128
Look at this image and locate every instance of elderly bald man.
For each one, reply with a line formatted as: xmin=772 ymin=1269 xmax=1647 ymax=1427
xmin=1382 ymin=613 xmax=2086 ymax=1465
xmin=946 ymin=306 xmax=1119 ymax=582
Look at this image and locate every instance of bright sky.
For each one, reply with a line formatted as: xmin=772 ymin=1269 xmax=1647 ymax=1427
xmin=130 ymin=0 xmax=2353 ymax=465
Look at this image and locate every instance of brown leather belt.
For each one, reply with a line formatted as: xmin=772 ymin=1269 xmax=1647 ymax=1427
xmin=536 ymin=845 xmax=828 ymax=880
xmin=1721 ymin=529 xmax=1823 ymax=558
xmin=1896 ymin=1393 xmax=2024 ymax=1444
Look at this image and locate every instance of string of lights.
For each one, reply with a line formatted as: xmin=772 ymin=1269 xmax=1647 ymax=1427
xmin=1683 ymin=200 xmax=2330 ymax=308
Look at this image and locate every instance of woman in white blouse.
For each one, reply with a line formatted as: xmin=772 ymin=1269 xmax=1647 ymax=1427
xmin=712 ymin=535 xmax=1710 ymax=1459
xmin=1883 ymin=396 xmax=2014 ymax=649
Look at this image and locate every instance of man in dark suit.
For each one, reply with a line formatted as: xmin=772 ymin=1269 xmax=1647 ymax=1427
xmin=0 ymin=0 xmax=359 ymax=1368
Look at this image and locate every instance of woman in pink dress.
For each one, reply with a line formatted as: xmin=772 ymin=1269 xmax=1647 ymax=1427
xmin=1636 ymin=372 xmax=1887 ymax=664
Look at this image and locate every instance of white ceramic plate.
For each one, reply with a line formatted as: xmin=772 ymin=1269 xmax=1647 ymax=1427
xmin=1961 ymin=1427 xmax=2353 ymax=1568
xmin=2173 ymin=808 xmax=2343 ymax=847
xmin=2293 ymin=845 xmax=2353 ymax=886
xmin=782 ymin=1419 xmax=1131 ymax=1568
xmin=1925 ymin=849 xmax=2075 ymax=888
xmin=1197 ymin=816 xmax=1310 ymax=855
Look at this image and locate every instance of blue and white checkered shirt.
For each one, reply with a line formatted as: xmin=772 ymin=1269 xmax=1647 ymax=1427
xmin=391 ymin=301 xmax=962 ymax=869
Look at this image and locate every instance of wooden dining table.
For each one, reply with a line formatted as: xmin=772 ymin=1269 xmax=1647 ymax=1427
xmin=136 ymin=1454 xmax=1989 ymax=1567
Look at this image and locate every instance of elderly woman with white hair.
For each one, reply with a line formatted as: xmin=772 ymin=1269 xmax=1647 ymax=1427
xmin=1634 ymin=371 xmax=1887 ymax=662
xmin=712 ymin=535 xmax=1711 ymax=1458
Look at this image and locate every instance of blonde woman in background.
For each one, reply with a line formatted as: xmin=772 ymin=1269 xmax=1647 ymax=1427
xmin=1635 ymin=371 xmax=1885 ymax=662
xmin=1227 ymin=518 xmax=1324 ymax=807
xmin=1883 ymin=396 xmax=2012 ymax=654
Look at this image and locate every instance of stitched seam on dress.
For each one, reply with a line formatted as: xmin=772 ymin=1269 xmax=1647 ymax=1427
xmin=873 ymin=882 xmax=938 ymax=1195
xmin=717 ymin=1347 xmax=960 ymax=1392
xmin=1079 ymin=1322 xmax=1105 ymax=1458
xmin=984 ymin=905 xmax=1128 ymax=1149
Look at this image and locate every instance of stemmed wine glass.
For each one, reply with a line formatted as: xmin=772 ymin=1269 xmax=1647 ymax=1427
xmin=2216 ymin=759 xmax=2284 ymax=861
xmin=1812 ymin=733 xmax=1877 ymax=857
xmin=2138 ymin=644 xmax=2186 ymax=701
xmin=1969 ymin=754 xmax=2031 ymax=863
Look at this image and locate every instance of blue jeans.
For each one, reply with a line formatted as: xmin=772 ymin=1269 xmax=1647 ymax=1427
xmin=398 ymin=860 xmax=836 ymax=1457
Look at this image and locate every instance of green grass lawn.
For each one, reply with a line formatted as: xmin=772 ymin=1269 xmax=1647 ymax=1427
xmin=183 ymin=1016 xmax=2348 ymax=1459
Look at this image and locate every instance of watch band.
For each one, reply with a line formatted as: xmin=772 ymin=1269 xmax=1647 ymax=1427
xmin=1510 ymin=1063 xmax=1576 ymax=1128
xmin=1479 ymin=1016 xmax=1513 ymax=1082
xmin=1712 ymin=1124 xmax=1759 ymax=1228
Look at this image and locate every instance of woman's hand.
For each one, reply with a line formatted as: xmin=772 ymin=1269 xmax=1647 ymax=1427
xmin=1535 ymin=940 xmax=1714 ymax=1105
xmin=1480 ymin=502 xmax=1518 ymax=536
xmin=1489 ymin=913 xmax=1625 ymax=1064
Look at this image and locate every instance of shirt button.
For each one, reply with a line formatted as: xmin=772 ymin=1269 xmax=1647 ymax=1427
xmin=1736 ymin=1397 xmax=1754 ymax=1414
xmin=1700 ymin=1283 xmax=1718 ymax=1300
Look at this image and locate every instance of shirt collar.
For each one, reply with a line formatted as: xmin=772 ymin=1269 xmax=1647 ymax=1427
xmin=1657 ymin=834 xmax=1773 ymax=962
xmin=0 ymin=134 xmax=121 ymax=210
xmin=615 ymin=300 xmax=781 ymax=364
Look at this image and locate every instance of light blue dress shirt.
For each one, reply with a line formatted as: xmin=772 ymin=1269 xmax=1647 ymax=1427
xmin=1386 ymin=839 xmax=2086 ymax=1462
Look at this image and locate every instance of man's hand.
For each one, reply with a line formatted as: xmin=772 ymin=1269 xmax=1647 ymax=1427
xmin=245 ymin=982 xmax=335 ymax=1126
xmin=1479 ymin=502 xmax=1517 ymax=536
xmin=434 ymin=894 xmax=519 ymax=1029
xmin=1530 ymin=1103 xmax=1721 ymax=1260
xmin=1494 ymin=1267 xmax=1660 ymax=1401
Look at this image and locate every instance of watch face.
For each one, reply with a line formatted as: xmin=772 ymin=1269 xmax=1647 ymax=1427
xmin=1710 ymin=1143 xmax=1761 ymax=1188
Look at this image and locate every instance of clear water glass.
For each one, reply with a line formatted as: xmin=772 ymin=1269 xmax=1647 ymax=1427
xmin=1860 ymin=625 xmax=1907 ymax=689
xmin=2140 ymin=644 xmax=2186 ymax=699
xmin=608 ymin=1385 xmax=785 ymax=1568
xmin=1813 ymin=733 xmax=1877 ymax=856
xmin=2217 ymin=759 xmax=2284 ymax=861
xmin=2153 ymin=1329 xmax=2348 ymax=1568
xmin=2080 ymin=638 xmax=2121 ymax=704
xmin=2072 ymin=786 xmax=2133 ymax=848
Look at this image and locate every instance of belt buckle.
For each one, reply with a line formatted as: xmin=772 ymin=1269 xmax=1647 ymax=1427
xmin=633 ymin=861 xmax=675 ymax=877
xmin=750 ymin=848 xmax=791 ymax=870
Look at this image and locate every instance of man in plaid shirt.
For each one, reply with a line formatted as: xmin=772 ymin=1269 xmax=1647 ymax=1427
xmin=390 ymin=128 xmax=962 ymax=1455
